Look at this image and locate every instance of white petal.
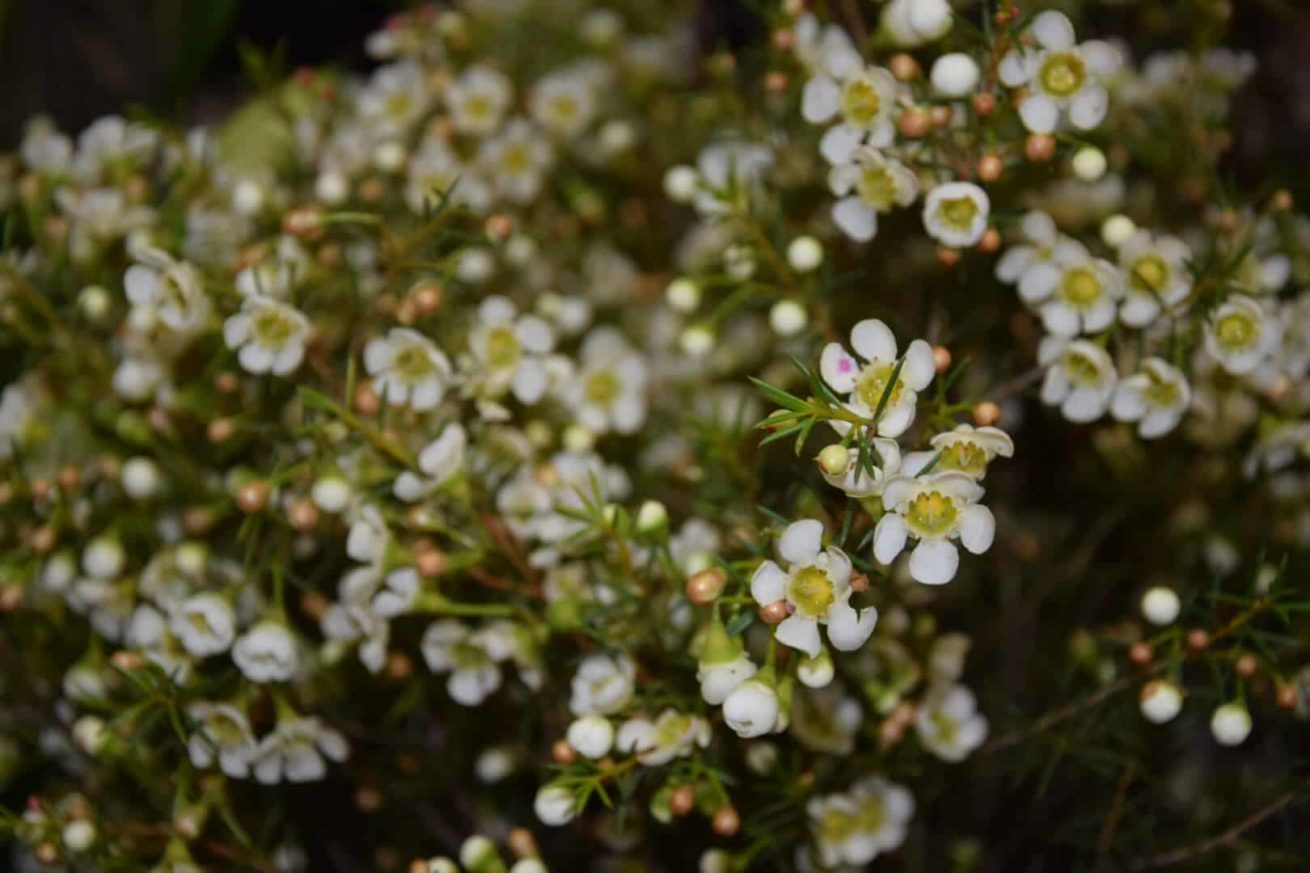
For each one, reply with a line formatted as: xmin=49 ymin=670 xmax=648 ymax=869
xmin=1110 ymin=383 xmax=1147 ymax=421
xmin=124 ymin=265 xmax=159 ymax=306
xmin=1040 ymin=302 xmax=1081 ymax=337
xmin=826 ymin=601 xmax=877 ymax=651
xmin=877 ymin=402 xmax=915 ymax=438
xmin=819 ymin=343 xmax=860 ymax=393
xmin=1139 ymin=408 xmax=1181 ymax=439
xmin=997 ymin=50 xmax=1032 ymax=87
xmin=393 ymin=471 xmax=428 ymax=502
xmin=516 ymin=316 xmax=555 ymax=353
xmin=1022 ymin=211 xmax=1058 ymax=244
xmin=832 ymin=196 xmax=878 ymax=242
xmin=901 ymin=339 xmax=936 ymax=390
xmin=512 ymin=364 xmax=548 ymax=404
xmin=873 ymin=514 xmax=907 ymax=565
xmin=1018 ymin=263 xmax=1061 ymax=304
xmin=1081 ymin=40 xmax=1122 ymax=75
xmin=909 ymin=539 xmax=960 ymax=585
xmin=750 ymin=560 xmax=787 ymax=605
xmin=850 ymin=319 xmax=897 ymax=363
xmin=239 ymin=343 xmax=274 ymax=374
xmin=819 ymin=123 xmax=864 ymax=165
xmin=802 ymin=75 xmax=841 ymax=124
xmin=778 ymin=519 xmax=824 ymax=565
xmin=1019 ymin=95 xmax=1059 ymax=134
xmin=1063 ymin=387 xmax=1107 ymax=423
xmin=958 ymin=504 xmax=995 ymax=555
xmin=1069 ymin=86 xmax=1109 ymax=130
xmin=775 ymin=614 xmax=822 ymax=658
xmin=1120 ymin=296 xmax=1160 ymax=328
xmin=1031 ymin=11 xmax=1075 ymax=50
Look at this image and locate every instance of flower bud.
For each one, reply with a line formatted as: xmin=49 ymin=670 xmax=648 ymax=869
xmin=686 ymin=567 xmax=727 ymax=605
xmin=635 ymin=500 xmax=668 ymax=534
xmin=797 ymin=649 xmax=834 ymax=688
xmin=121 ymin=456 xmax=161 ymax=499
xmin=817 ymin=444 xmax=850 ymax=476
xmin=312 ymin=475 xmax=352 ymax=513
xmin=785 ymin=236 xmax=823 ymax=273
xmin=663 ymin=165 xmax=699 ymax=203
xmin=769 ymin=300 xmax=807 ymax=336
xmin=534 ymin=784 xmax=576 ymax=826
xmin=723 ymin=674 xmax=780 ymax=738
xmin=680 ymin=325 xmax=715 ymax=357
xmin=566 ymin=715 xmax=615 ymax=759
xmin=930 ymin=53 xmax=980 ymax=97
xmin=1101 ymin=214 xmax=1136 ymax=248
xmin=459 ymin=835 xmax=501 ymax=871
xmin=1072 ymin=147 xmax=1107 ymax=182
xmin=1140 ymin=587 xmax=1180 ymax=626
xmin=1210 ymin=701 xmax=1252 ymax=746
xmin=62 ymin=820 xmax=96 ymax=853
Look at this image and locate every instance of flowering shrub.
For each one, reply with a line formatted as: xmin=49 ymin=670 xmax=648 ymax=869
xmin=1 ymin=1 xmax=1309 ymax=870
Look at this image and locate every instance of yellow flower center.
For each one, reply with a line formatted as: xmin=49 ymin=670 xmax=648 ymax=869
xmin=252 ymin=307 xmax=297 ymax=347
xmin=856 ymin=796 xmax=887 ymax=835
xmin=854 ymin=362 xmax=904 ymax=411
xmin=1061 ymin=267 xmax=1103 ymax=306
xmin=819 ymin=808 xmax=859 ymax=845
xmin=788 ymin=565 xmax=836 ymax=617
xmin=1064 ymin=349 xmax=1106 ymax=386
xmin=386 ymin=92 xmax=413 ymax=119
xmin=1144 ymin=373 xmax=1181 ymax=408
xmin=501 ymin=144 xmax=532 ymax=174
xmin=1215 ymin=312 xmax=1256 ymax=350
xmin=841 ymin=78 xmax=883 ymax=128
xmin=856 ymin=164 xmax=897 ymax=210
xmin=484 ymin=325 xmax=521 ymax=370
xmin=1039 ymin=52 xmax=1086 ymax=97
xmin=584 ymin=369 xmax=621 ymax=405
xmin=1129 ymin=255 xmax=1169 ymax=296
xmin=931 ymin=709 xmax=960 ymax=745
xmin=937 ymin=196 xmax=979 ymax=233
xmin=394 ymin=344 xmax=436 ymax=381
xmin=940 ymin=441 xmax=987 ymax=477
xmin=906 ymin=491 xmax=959 ymax=538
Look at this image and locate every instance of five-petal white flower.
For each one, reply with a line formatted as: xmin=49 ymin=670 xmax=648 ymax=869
xmin=874 ymin=472 xmax=994 ymax=585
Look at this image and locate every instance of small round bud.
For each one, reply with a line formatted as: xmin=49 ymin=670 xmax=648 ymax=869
xmin=669 ymin=784 xmax=695 ymax=817
xmin=78 ymin=285 xmax=111 ymax=322
xmin=485 ymin=214 xmax=514 ymax=240
xmin=236 ymin=481 xmax=269 ymax=514
xmin=315 ymin=171 xmax=349 ymax=205
xmin=1100 ymin=214 xmax=1137 ymax=248
xmin=977 ymin=153 xmax=1004 ymax=182
xmin=550 ymin=739 xmax=577 ymax=765
xmin=121 ymin=457 xmax=161 ymax=499
xmin=764 ymin=70 xmax=789 ymax=94
xmin=665 ymin=278 xmax=701 ymax=313
xmin=507 ymin=828 xmax=538 ymax=858
xmin=1072 ymin=147 xmax=1107 ymax=182
xmin=889 ymin=54 xmax=920 ymax=81
xmin=849 ymin=573 xmax=869 ymax=593
xmin=898 ymin=109 xmax=931 ymax=139
xmin=817 ymin=444 xmax=850 ymax=476
xmin=1140 ymin=587 xmax=1180 ymax=626
xmin=769 ymin=300 xmax=808 ymax=336
xmin=680 ymin=325 xmax=715 ymax=357
xmin=1024 ymin=133 xmax=1056 ymax=163
xmin=208 ymin=418 xmax=234 ymax=443
xmin=562 ymin=424 xmax=595 ymax=453
xmin=1140 ymin=680 xmax=1183 ymax=724
xmin=711 ymin=804 xmax=740 ymax=837
xmin=663 ymin=165 xmax=700 ymax=204
xmin=978 ymin=227 xmax=1001 ymax=253
xmin=635 ymin=500 xmax=669 ymax=534
xmin=1277 ymin=685 xmax=1299 ymax=710
xmin=686 ymin=567 xmax=727 ymax=605
xmin=930 ymin=53 xmax=980 ymax=97
xmin=972 ymin=401 xmax=1001 ymax=427
xmin=566 ymin=715 xmax=615 ymax=759
xmin=1186 ymin=628 xmax=1210 ymax=652
xmin=1129 ymin=642 xmax=1153 ymax=665
xmin=312 ymin=475 xmax=352 ymax=513
xmin=1210 ymin=701 xmax=1252 ymax=746
xmin=62 ymin=820 xmax=96 ymax=853
xmin=932 ymin=346 xmax=953 ymax=373
xmin=374 ymin=141 xmax=407 ymax=173
xmin=971 ymin=92 xmax=997 ymax=117
xmin=786 ymin=236 xmax=824 ymax=273
xmin=1269 ymin=189 xmax=1294 ymax=214
xmin=760 ymin=600 xmax=790 ymax=624
xmin=232 ymin=179 xmax=265 ymax=215
xmin=354 ymin=382 xmax=381 ymax=415
xmin=412 ymin=283 xmax=443 ymax=316
xmin=935 ymin=245 xmax=961 ymax=268
xmin=1235 ymin=654 xmax=1258 ymax=678
xmin=288 ymin=499 xmax=320 ymax=532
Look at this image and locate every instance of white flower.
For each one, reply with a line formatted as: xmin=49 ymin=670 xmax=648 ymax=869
xmin=170 ymin=592 xmax=236 ymax=657
xmin=223 ymin=295 xmax=310 ymax=376
xmin=874 ymin=473 xmax=994 ymax=586
xmin=406 ymin=138 xmax=490 ymax=213
xmin=615 ymin=709 xmax=711 ymax=765
xmin=1039 ymin=337 xmax=1117 ymax=423
xmin=569 ymin=652 xmax=636 ymax=715
xmin=1111 ymin=358 xmax=1191 ymax=438
xmin=321 ymin=598 xmax=389 ymax=674
xmin=915 ymin=684 xmax=989 ymax=761
xmin=1112 ymin=232 xmax=1192 ymax=327
xmin=124 ymin=248 xmax=210 ymax=333
xmin=481 ymin=118 xmax=553 ymax=204
xmin=83 ymin=536 xmax=124 ymax=579
xmin=534 ymin=784 xmax=576 ymax=826
xmin=421 ymin=620 xmax=503 ymax=706
xmin=468 ymin=295 xmax=556 ymax=403
xmin=820 ymin=318 xmax=935 ymax=438
xmin=1203 ymin=294 xmax=1281 ymax=375
xmin=996 ymin=211 xmax=1081 ymax=293
xmin=1141 ymin=587 xmax=1182 ymax=626
xmin=394 ymin=423 xmax=466 ymax=501
xmin=446 ymin=65 xmax=512 ymax=136
xmin=232 ymin=622 xmax=300 ymax=684
xmin=931 ymin=54 xmax=980 ymax=97
xmin=722 ymin=676 xmax=781 ymax=739
xmin=1210 ymin=701 xmax=1252 ymax=746
xmin=923 ymin=182 xmax=990 ymax=248
xmin=63 ymin=820 xmax=96 ymax=853
xmin=530 ymin=68 xmax=598 ymax=139
xmin=807 ymin=776 xmax=914 ymax=868
xmin=187 ymin=701 xmax=257 ymax=777
xmin=827 ymin=147 xmax=919 ymax=242
xmin=251 ymin=716 xmax=349 ymax=784
xmin=1140 ymin=680 xmax=1183 ymax=724
xmin=903 ymin=424 xmax=1014 ymax=481
xmin=358 ymin=61 xmax=430 ymax=137
xmin=364 ymin=327 xmax=454 ymax=410
xmin=811 ymin=65 xmax=900 ymax=166
xmin=820 ymin=438 xmax=902 ymax=498
xmin=562 ymin=327 xmax=647 ymax=435
xmin=121 ymin=457 xmax=161 ymax=498
xmin=999 ymin=12 xmax=1122 ymax=133
xmin=235 ymin=237 xmax=309 ymax=299
xmin=751 ymin=519 xmax=877 ymax=657
xmin=1015 ymin=242 xmax=1123 ymax=336
xmin=692 ymin=140 xmax=773 ymax=216
xmin=795 ymin=12 xmax=863 ymax=123
xmin=566 ymin=715 xmax=615 ymax=759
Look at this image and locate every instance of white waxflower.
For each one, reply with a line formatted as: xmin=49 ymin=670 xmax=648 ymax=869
xmin=1141 ymin=587 xmax=1181 ymax=625
xmin=534 ymin=784 xmax=576 ymax=827
xmin=820 ymin=318 xmax=935 ymax=438
xmin=562 ymin=327 xmax=647 ymax=435
xmin=232 ymin=622 xmax=300 ymax=684
xmin=915 ymin=684 xmax=989 ymax=761
xmin=251 ymin=716 xmax=349 ymax=784
xmin=235 ymin=236 xmax=309 ymax=299
xmin=446 ymin=65 xmax=512 ymax=136
xmin=999 ymin=11 xmax=1122 ymax=133
xmin=405 ymin=138 xmax=491 ymax=214
xmin=751 ymin=519 xmax=877 ymax=658
xmin=696 ymin=619 xmax=757 ymax=704
xmin=530 ymin=68 xmax=598 ymax=139
xmin=364 ymin=327 xmax=454 ymax=410
xmin=481 ymin=118 xmax=553 ymax=204
xmin=358 ymin=61 xmax=430 ymax=137
xmin=394 ymin=423 xmax=466 ymax=501
xmin=995 ymin=211 xmax=1082 ymax=295
xmin=931 ymin=54 xmax=981 ymax=97
xmin=827 ymin=147 xmax=919 ymax=242
xmin=186 ymin=701 xmax=257 ymax=777
xmin=1203 ymin=294 xmax=1281 ymax=376
xmin=1139 ymin=680 xmax=1183 ymax=724
xmin=421 ymin=620 xmax=503 ymax=706
xmin=468 ymin=295 xmax=556 ymax=403
xmin=566 ymin=715 xmax=615 ymax=759
xmin=1014 ymin=241 xmax=1123 ymax=336
xmin=124 ymin=248 xmax=210 ymax=333
xmin=321 ymin=598 xmax=389 ymax=674
xmin=1039 ymin=337 xmax=1117 ymax=423
xmin=1110 ymin=358 xmax=1191 ymax=438
xmin=807 ymin=777 xmax=914 ymax=868
xmin=1210 ymin=701 xmax=1252 ymax=746
xmin=570 ymin=652 xmax=636 ymax=716
xmin=692 ymin=140 xmax=774 ymax=216
xmin=922 ymin=182 xmax=990 ymax=248
xmin=723 ymin=675 xmax=781 ymax=739
xmin=223 ymin=295 xmax=310 ymax=376
xmin=903 ymin=425 xmax=1014 ymax=481
xmin=169 ymin=592 xmax=236 ymax=657
xmin=875 ymin=473 xmax=994 ymax=585
xmin=809 ymin=65 xmax=901 ymax=166
xmin=1117 ymin=231 xmax=1193 ymax=326
xmin=615 ymin=709 xmax=711 ymax=765
xmin=820 ymin=438 xmax=902 ymax=499
xmin=795 ymin=12 xmax=863 ymax=124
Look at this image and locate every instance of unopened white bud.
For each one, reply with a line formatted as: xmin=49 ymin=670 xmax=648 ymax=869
xmin=374 ymin=141 xmax=406 ymax=173
xmin=723 ymin=677 xmax=779 ymax=738
xmin=930 ymin=53 xmax=980 ymax=97
xmin=232 ymin=179 xmax=265 ymax=215
xmin=566 ymin=715 xmax=615 ymax=759
xmin=1141 ymin=587 xmax=1180 ymax=626
xmin=121 ymin=456 xmax=161 ymax=499
xmin=635 ymin=500 xmax=668 ymax=533
xmin=311 ymin=475 xmax=352 ymax=514
xmin=665 ymin=278 xmax=701 ymax=313
xmin=769 ymin=300 xmax=807 ymax=336
xmin=1101 ymin=214 xmax=1136 ymax=248
xmin=1139 ymin=680 xmax=1183 ymax=724
xmin=534 ymin=784 xmax=576 ymax=826
xmin=797 ymin=649 xmax=835 ymax=688
xmin=744 ymin=741 xmax=779 ymax=775
xmin=63 ymin=820 xmax=96 ymax=853
xmin=73 ymin=715 xmax=109 ymax=754
xmin=315 ymin=171 xmax=349 ymax=205
xmin=786 ymin=236 xmax=824 ymax=273
xmin=78 ymin=285 xmax=111 ymax=322
xmin=1210 ymin=701 xmax=1252 ymax=746
xmin=817 ymin=444 xmax=850 ymax=476
xmin=1072 ymin=147 xmax=1108 ymax=182
xmin=562 ymin=424 xmax=595 ymax=453
xmin=680 ymin=325 xmax=715 ymax=357
xmin=663 ymin=165 xmax=700 ymax=203
xmin=83 ymin=536 xmax=124 ymax=579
